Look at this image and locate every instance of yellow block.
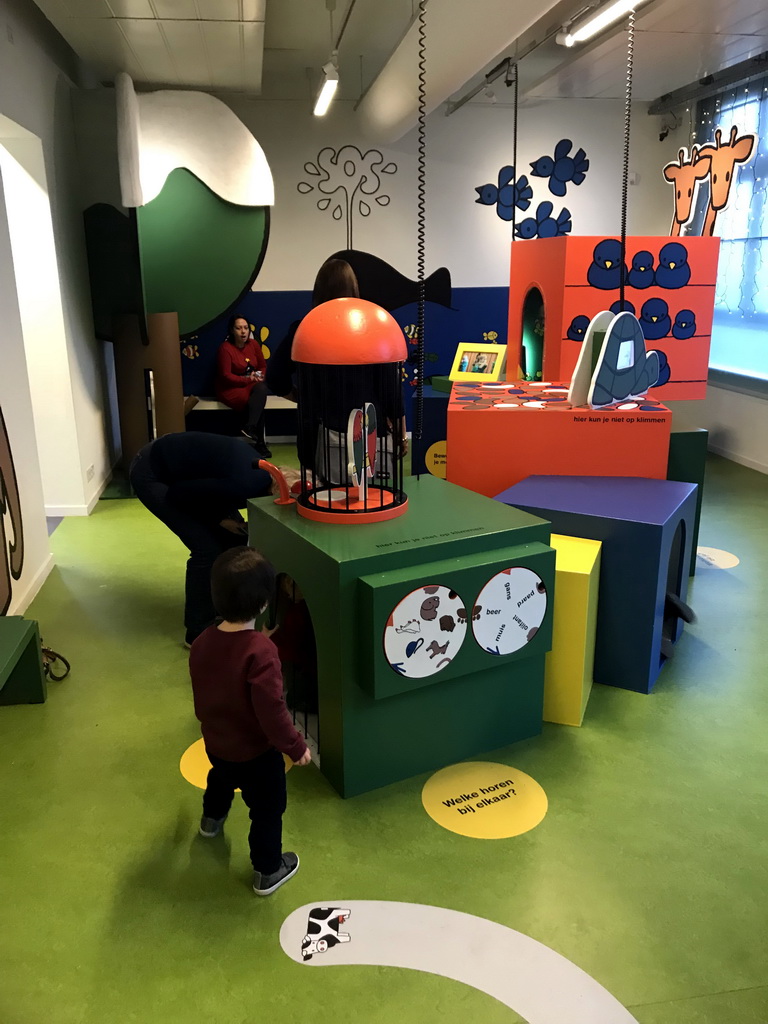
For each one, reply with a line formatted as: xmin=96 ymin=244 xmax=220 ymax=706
xmin=544 ymin=534 xmax=601 ymax=727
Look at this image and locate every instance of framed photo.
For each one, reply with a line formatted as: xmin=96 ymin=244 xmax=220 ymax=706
xmin=449 ymin=343 xmax=507 ymax=382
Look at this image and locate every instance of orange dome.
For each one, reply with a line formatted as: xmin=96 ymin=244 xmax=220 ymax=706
xmin=293 ymin=298 xmax=407 ymax=365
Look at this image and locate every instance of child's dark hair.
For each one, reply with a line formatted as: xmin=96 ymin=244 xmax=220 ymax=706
xmin=210 ymin=547 xmax=275 ymax=623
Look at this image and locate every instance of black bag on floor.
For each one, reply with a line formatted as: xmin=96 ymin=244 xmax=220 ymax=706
xmin=41 ymin=640 xmax=70 ymax=682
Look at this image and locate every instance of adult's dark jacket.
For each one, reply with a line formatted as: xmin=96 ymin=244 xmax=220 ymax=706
xmin=148 ymin=432 xmax=271 ymax=522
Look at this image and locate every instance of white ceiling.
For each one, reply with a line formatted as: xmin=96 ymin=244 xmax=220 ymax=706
xmin=521 ymin=0 xmax=768 ymax=102
xmin=30 ymin=0 xmax=768 ymax=106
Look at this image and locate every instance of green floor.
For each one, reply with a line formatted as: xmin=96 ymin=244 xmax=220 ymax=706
xmin=1 ymin=453 xmax=767 ymax=1024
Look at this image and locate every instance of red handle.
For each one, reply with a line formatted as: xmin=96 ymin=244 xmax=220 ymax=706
xmin=258 ymin=460 xmax=296 ymax=506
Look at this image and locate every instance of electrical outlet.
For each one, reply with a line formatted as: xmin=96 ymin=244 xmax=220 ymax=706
xmin=86 ymin=464 xmax=95 ymax=482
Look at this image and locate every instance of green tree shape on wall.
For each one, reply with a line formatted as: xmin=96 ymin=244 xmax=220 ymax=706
xmin=298 ymin=146 xmax=397 ymax=249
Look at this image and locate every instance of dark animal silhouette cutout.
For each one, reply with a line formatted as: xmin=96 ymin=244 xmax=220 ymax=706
xmin=0 ymin=408 xmax=25 ymax=614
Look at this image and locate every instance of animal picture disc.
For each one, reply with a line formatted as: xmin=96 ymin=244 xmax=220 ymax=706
xmin=348 ymin=408 xmax=365 ymax=487
xmin=365 ymin=402 xmax=377 ymax=478
xmin=472 ymin=568 xmax=547 ymax=655
xmin=383 ymin=585 xmax=467 ymax=678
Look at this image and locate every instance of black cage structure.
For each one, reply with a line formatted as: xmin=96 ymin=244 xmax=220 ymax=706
xmin=292 ymin=298 xmax=408 ymax=524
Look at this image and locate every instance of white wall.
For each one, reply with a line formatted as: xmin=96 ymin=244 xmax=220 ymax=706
xmin=220 ymin=95 xmax=672 ymax=291
xmin=0 ymin=170 xmax=52 ymax=612
xmin=0 ymin=0 xmax=112 ymax=517
xmin=0 ymin=133 xmax=86 ymax=515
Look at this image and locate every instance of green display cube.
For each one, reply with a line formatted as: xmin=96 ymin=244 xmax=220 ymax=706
xmin=249 ymin=475 xmax=554 ymax=797
xmin=667 ymin=426 xmax=708 ymax=576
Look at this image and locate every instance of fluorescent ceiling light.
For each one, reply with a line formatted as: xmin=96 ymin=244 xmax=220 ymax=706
xmin=314 ymin=61 xmax=339 ymax=117
xmin=557 ymin=0 xmax=651 ymax=47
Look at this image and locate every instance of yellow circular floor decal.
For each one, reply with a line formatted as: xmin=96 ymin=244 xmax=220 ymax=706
xmin=696 ymin=546 xmax=739 ymax=569
xmin=180 ymin=738 xmax=291 ymax=790
xmin=425 ymin=440 xmax=447 ymax=479
xmin=422 ymin=761 xmax=547 ymax=839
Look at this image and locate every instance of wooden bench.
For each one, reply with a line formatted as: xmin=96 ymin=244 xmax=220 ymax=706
xmin=185 ymin=395 xmax=298 ymax=441
xmin=0 ymin=617 xmax=47 ymax=705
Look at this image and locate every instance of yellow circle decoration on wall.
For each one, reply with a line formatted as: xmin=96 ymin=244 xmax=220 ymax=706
xmin=422 ymin=761 xmax=547 ymax=839
xmin=425 ymin=440 xmax=447 ymax=479
xmin=180 ymin=738 xmax=291 ymax=790
xmin=696 ymin=546 xmax=739 ymax=569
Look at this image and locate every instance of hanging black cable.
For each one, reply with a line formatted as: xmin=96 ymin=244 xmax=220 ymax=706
xmin=414 ymin=0 xmax=427 ymax=466
xmin=511 ymin=62 xmax=519 ymax=242
xmin=619 ymin=8 xmax=635 ymax=311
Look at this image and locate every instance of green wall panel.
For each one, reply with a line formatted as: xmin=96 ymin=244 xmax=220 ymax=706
xmin=136 ymin=168 xmax=269 ymax=336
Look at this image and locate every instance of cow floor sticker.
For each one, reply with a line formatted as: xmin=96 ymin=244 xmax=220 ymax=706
xmin=422 ymin=761 xmax=547 ymax=839
xmin=473 ymin=568 xmax=547 ymax=655
xmin=301 ymin=907 xmax=352 ymax=961
xmin=384 ymin=585 xmax=467 ymax=678
xmin=280 ymin=901 xmax=640 ymax=1024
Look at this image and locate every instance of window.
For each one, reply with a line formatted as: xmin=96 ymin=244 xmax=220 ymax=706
xmin=689 ymin=76 xmax=768 ymax=381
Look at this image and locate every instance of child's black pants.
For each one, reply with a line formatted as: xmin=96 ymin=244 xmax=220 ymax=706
xmin=202 ymin=747 xmax=287 ymax=874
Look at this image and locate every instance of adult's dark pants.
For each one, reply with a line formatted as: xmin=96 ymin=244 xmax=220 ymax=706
xmin=202 ymin=747 xmax=287 ymax=874
xmin=129 ymin=443 xmax=242 ymax=645
xmin=244 ymin=382 xmax=268 ymax=437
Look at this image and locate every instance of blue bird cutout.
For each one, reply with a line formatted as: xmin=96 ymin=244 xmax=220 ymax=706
xmin=475 ymin=165 xmax=533 ymax=221
xmin=652 ymin=351 xmax=671 ymax=388
xmin=515 ymin=201 xmax=572 ymax=239
xmin=530 ymin=139 xmax=589 ymax=197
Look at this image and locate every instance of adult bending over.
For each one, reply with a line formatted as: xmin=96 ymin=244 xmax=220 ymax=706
xmin=216 ymin=315 xmax=271 ymax=458
xmin=130 ymin=432 xmax=272 ymax=646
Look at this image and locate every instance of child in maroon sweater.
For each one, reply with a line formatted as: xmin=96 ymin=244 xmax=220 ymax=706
xmin=189 ymin=546 xmax=311 ymax=896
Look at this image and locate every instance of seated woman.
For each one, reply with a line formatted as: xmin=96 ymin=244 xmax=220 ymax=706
xmin=215 ymin=315 xmax=271 ymax=458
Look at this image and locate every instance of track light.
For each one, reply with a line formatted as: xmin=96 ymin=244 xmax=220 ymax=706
xmin=556 ymin=0 xmax=651 ymax=47
xmin=314 ymin=60 xmax=339 ymax=117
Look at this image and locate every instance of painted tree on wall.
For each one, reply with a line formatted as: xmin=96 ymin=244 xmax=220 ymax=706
xmin=298 ymin=146 xmax=397 ymax=248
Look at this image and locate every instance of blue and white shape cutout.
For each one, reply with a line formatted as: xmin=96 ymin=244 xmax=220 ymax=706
xmin=568 ymin=311 xmax=660 ymax=410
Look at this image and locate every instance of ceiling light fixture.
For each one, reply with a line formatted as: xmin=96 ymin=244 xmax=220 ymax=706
xmin=556 ymin=0 xmax=651 ymax=48
xmin=314 ymin=58 xmax=339 ymax=116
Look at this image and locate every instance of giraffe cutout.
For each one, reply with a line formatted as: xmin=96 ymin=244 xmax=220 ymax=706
xmin=696 ymin=126 xmax=756 ymax=236
xmin=663 ymin=147 xmax=711 ymax=236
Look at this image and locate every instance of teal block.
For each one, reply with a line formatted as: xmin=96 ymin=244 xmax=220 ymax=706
xmin=431 ymin=375 xmax=453 ymax=394
xmin=667 ymin=427 xmax=708 ymax=576
xmin=249 ymin=475 xmax=554 ymax=797
xmin=0 ymin=617 xmax=47 ymax=705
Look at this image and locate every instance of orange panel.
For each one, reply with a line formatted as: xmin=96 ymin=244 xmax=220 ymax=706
xmin=446 ymin=381 xmax=671 ymax=499
xmin=507 ymin=236 xmax=720 ymax=401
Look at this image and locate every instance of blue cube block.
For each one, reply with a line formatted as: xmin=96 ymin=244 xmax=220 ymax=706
xmin=495 ymin=476 xmax=698 ymax=693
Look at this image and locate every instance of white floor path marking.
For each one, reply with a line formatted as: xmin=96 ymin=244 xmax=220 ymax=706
xmin=280 ymin=901 xmax=639 ymax=1024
